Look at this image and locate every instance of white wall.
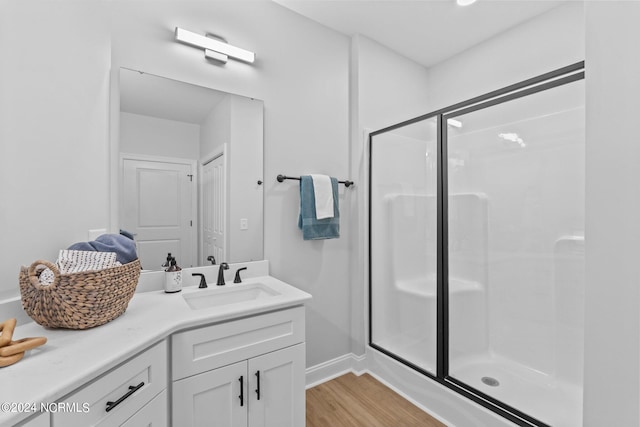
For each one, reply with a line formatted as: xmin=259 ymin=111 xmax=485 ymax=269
xmin=349 ymin=34 xmax=431 ymax=356
xmin=0 ymin=0 xmax=111 ymax=300
xmin=200 ymin=95 xmax=231 ymax=159
xmin=111 ymin=0 xmax=351 ymax=368
xmin=425 ymin=2 xmax=584 ymax=111
xmin=120 ymin=112 xmax=200 ymax=159
xmin=228 ymin=96 xmax=264 ymax=263
xmin=200 ymin=94 xmax=265 ymax=263
xmin=584 ymin=2 xmax=640 ymax=426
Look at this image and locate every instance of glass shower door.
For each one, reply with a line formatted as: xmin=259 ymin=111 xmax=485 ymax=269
xmin=369 ymin=117 xmax=438 ymax=374
xmin=445 ymin=78 xmax=585 ymax=427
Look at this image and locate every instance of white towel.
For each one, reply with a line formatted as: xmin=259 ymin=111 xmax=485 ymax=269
xmin=310 ymin=174 xmax=334 ymax=219
xmin=57 ymin=250 xmax=120 ymax=274
xmin=39 ymin=250 xmax=121 ymax=285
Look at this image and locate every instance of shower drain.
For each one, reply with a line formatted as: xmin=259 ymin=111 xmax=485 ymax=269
xmin=481 ymin=376 xmax=500 ymax=387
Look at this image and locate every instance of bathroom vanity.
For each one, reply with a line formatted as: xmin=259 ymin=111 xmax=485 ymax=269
xmin=0 ymin=262 xmax=311 ymax=427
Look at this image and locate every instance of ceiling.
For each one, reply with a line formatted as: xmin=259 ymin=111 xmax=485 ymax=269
xmin=119 ymin=68 xmax=228 ymax=124
xmin=273 ymin=0 xmax=564 ymax=68
xmin=120 ymin=1 xmax=565 ymax=122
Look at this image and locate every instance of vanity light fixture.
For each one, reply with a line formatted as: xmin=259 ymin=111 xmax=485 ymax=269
xmin=456 ymin=0 xmax=477 ymax=6
xmin=174 ymin=27 xmax=255 ymax=64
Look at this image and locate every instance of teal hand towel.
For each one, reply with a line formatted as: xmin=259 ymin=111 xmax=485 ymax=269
xmin=298 ymin=175 xmax=340 ymax=240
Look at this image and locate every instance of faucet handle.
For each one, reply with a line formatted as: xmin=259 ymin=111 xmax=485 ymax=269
xmin=234 ymin=267 xmax=248 ymax=283
xmin=192 ymin=273 xmax=207 ymax=289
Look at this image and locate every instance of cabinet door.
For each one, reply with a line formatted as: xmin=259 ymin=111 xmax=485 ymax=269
xmin=173 ymin=361 xmax=247 ymax=427
xmin=248 ymin=344 xmax=305 ymax=427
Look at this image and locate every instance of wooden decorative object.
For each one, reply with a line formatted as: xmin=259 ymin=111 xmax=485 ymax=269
xmin=0 ymin=337 xmax=47 ymax=357
xmin=0 ymin=351 xmax=24 ymax=368
xmin=0 ymin=319 xmax=47 ymax=368
xmin=0 ymin=318 xmax=16 ymax=347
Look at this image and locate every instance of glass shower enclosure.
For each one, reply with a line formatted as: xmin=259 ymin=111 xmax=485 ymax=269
xmin=369 ymin=62 xmax=585 ymax=427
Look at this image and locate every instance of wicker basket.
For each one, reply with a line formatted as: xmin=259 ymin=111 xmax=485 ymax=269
xmin=19 ymin=259 xmax=141 ymax=330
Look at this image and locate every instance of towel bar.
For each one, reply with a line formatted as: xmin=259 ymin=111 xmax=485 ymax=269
xmin=277 ymin=174 xmax=354 ymax=188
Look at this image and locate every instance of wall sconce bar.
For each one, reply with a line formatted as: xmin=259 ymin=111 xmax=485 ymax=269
xmin=175 ymin=27 xmax=255 ymax=64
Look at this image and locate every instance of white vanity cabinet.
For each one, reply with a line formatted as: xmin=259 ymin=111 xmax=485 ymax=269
xmin=52 ymin=340 xmax=168 ymax=427
xmin=171 ymin=306 xmax=306 ymax=427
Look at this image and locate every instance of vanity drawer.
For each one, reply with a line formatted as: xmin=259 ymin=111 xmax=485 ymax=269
xmin=52 ymin=340 xmax=167 ymax=427
xmin=121 ymin=389 xmax=167 ymax=427
xmin=172 ymin=306 xmax=305 ymax=380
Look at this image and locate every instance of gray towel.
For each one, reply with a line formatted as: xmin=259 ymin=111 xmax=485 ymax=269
xmin=68 ymin=233 xmax=138 ymax=264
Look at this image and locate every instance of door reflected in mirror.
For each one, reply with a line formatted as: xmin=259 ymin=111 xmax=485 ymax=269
xmin=117 ymin=68 xmax=264 ymax=270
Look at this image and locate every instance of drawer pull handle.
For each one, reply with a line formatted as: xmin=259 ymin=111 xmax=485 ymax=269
xmin=105 ymin=382 xmax=145 ymax=413
xmin=255 ymin=370 xmax=261 ymax=400
xmin=239 ymin=376 xmax=244 ymax=407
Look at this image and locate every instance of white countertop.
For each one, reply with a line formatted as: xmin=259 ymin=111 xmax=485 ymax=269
xmin=0 ymin=264 xmax=311 ymax=426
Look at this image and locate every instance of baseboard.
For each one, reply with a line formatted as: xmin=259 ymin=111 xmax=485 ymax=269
xmin=306 ymin=352 xmax=367 ymax=389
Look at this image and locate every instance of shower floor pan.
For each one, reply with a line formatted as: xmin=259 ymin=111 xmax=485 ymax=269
xmin=450 ymin=354 xmax=582 ymax=427
xmin=375 ymin=337 xmax=582 ymax=426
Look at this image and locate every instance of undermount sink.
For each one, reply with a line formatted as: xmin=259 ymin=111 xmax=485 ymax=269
xmin=182 ymin=282 xmax=281 ymax=310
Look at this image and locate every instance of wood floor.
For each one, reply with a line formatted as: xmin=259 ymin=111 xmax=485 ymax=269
xmin=306 ymin=373 xmax=447 ymax=427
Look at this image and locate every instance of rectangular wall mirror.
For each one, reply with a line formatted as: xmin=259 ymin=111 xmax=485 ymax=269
xmin=114 ymin=68 xmax=264 ymax=271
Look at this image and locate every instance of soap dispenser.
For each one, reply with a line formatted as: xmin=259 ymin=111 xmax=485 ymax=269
xmin=161 ymin=252 xmax=173 ymax=269
xmin=164 ymin=256 xmax=182 ymax=293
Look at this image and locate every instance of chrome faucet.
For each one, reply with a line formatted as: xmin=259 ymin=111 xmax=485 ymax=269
xmin=216 ymin=263 xmax=229 ymax=286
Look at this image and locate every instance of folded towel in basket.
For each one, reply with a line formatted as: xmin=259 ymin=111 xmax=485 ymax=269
xmin=39 ymin=250 xmax=120 ymax=285
xmin=38 ymin=233 xmax=138 ymax=285
xmin=57 ymin=250 xmax=119 ymax=274
xmin=298 ymin=175 xmax=340 ymax=240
